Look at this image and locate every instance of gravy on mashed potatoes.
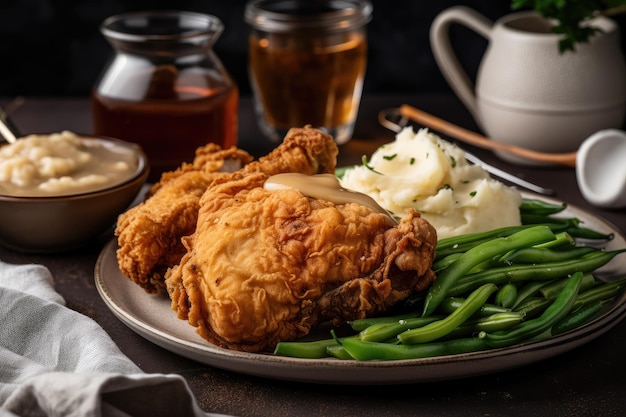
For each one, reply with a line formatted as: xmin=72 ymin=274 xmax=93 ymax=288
xmin=0 ymin=131 xmax=138 ymax=197
xmin=340 ymin=127 xmax=522 ymax=239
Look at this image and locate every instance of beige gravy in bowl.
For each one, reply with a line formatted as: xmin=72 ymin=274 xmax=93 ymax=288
xmin=0 ymin=131 xmax=140 ymax=197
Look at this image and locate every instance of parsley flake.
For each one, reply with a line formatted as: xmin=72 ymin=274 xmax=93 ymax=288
xmin=362 ymin=155 xmax=383 ymax=175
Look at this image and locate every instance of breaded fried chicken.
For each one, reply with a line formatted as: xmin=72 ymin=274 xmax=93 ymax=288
xmin=166 ymin=172 xmax=437 ymax=353
xmin=115 ymin=127 xmax=338 ymax=293
xmin=115 ymin=144 xmax=253 ymax=293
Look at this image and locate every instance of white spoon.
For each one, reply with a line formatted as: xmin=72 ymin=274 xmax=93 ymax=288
xmin=0 ymin=105 xmax=20 ymax=144
xmin=576 ymin=129 xmax=626 ymax=209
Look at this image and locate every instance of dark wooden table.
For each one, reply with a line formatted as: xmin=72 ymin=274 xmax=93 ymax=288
xmin=2 ymin=94 xmax=625 ymax=417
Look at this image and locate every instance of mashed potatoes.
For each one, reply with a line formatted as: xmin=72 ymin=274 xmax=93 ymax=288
xmin=0 ymin=131 xmax=138 ymax=197
xmin=340 ymin=127 xmax=522 ymax=239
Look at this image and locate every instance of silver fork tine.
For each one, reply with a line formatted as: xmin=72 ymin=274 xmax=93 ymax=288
xmin=464 ymin=152 xmax=554 ymax=195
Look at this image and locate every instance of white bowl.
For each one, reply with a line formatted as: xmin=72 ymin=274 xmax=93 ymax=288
xmin=0 ymin=135 xmax=149 ymax=252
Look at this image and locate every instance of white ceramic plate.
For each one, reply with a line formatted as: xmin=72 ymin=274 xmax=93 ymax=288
xmin=95 ymin=198 xmax=626 ymax=384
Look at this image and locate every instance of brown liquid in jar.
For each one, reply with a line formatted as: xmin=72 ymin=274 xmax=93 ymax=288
xmin=249 ymin=31 xmax=367 ymax=130
xmin=92 ymin=68 xmax=238 ymax=182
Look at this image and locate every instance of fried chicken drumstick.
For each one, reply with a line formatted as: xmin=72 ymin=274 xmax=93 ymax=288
xmin=166 ymin=172 xmax=437 ymax=353
xmin=115 ymin=127 xmax=338 ymax=293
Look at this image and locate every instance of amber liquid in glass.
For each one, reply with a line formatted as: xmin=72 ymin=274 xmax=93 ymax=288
xmin=92 ymin=71 xmax=238 ymax=181
xmin=249 ymin=31 xmax=367 ymax=133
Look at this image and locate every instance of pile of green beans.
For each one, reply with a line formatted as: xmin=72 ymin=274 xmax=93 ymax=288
xmin=273 ymin=198 xmax=626 ymax=361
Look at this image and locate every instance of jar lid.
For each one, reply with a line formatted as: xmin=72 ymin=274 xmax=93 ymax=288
xmin=245 ymin=0 xmax=372 ymax=33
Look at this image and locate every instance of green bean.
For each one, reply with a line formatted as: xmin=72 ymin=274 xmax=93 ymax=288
xmin=349 ymin=311 xmax=421 ymax=332
xmin=436 ymin=225 xmax=533 ymax=252
xmin=564 ymin=226 xmax=614 ymax=240
xmin=521 ymin=213 xmax=577 ymax=226
xmin=436 ymin=229 xmax=578 ymax=261
xmin=435 ymin=237 xmax=500 ymax=260
xmin=432 ymin=252 xmax=464 ymax=272
xmin=339 ymin=337 xmax=489 ymax=361
xmin=533 ymin=232 xmax=576 ymax=249
xmin=435 ymin=226 xmax=570 ymax=260
xmin=437 ymin=297 xmax=510 ymax=317
xmin=520 ymin=214 xmax=614 ymax=240
xmin=494 ymin=232 xmax=575 ymax=265
xmin=480 ymin=272 xmax=583 ymax=348
xmin=511 ymin=281 xmax=551 ymax=309
xmin=571 ymin=278 xmax=626 ymax=310
xmin=273 ymin=338 xmax=341 ymax=358
xmin=551 ymin=300 xmax=604 ymax=335
xmin=468 ymin=259 xmax=499 ymax=274
xmin=358 ymin=311 xmax=524 ymax=342
xmin=513 ymin=297 xmax=552 ymax=318
xmin=358 ymin=316 xmax=442 ymax=342
xmin=401 ymin=284 xmax=498 ymax=344
xmin=539 ymin=273 xmax=598 ymax=300
xmin=520 ymin=198 xmax=566 ymax=215
xmin=495 ymin=283 xmax=518 ymax=308
xmin=326 ymin=344 xmax=354 ymax=360
xmin=423 ymin=226 xmax=556 ymax=316
xmin=443 ymin=312 xmax=525 ymax=340
xmin=448 ymin=249 xmax=626 ymax=296
xmin=500 ymin=246 xmax=599 ymax=264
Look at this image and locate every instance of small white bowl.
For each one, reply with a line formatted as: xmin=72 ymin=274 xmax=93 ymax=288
xmin=0 ymin=135 xmax=149 ymax=252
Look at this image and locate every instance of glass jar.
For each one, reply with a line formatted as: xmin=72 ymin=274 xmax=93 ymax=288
xmin=92 ymin=11 xmax=238 ymax=181
xmin=245 ymin=0 xmax=372 ymax=145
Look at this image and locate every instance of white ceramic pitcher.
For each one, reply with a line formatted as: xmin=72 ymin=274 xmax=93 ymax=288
xmin=430 ymin=6 xmax=626 ymax=164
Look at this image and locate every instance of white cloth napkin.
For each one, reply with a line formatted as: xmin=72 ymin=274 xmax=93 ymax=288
xmin=0 ymin=260 xmax=230 ymax=417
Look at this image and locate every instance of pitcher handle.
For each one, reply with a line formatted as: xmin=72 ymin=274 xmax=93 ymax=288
xmin=430 ymin=6 xmax=493 ymax=124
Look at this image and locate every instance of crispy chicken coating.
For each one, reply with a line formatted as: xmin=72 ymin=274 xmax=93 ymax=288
xmin=115 ymin=127 xmax=338 ymax=293
xmin=166 ymin=172 xmax=437 ymax=352
xmin=115 ymin=144 xmax=254 ymax=293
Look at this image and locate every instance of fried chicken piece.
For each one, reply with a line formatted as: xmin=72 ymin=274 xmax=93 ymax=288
xmin=166 ymin=172 xmax=437 ymax=353
xmin=116 ymin=127 xmax=338 ymax=293
xmin=144 ymin=143 xmax=253 ymax=199
xmin=115 ymin=144 xmax=254 ymax=293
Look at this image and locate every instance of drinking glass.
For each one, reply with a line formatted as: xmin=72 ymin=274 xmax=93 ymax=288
xmin=245 ymin=0 xmax=372 ymax=145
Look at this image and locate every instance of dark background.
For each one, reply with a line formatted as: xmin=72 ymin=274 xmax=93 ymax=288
xmin=2 ymin=1 xmax=626 ymax=99
xmin=0 ymin=0 xmax=520 ymax=99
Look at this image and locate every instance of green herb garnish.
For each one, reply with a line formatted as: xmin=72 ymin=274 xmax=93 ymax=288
xmin=511 ymin=0 xmax=626 ymax=52
xmin=362 ymin=155 xmax=383 ymax=175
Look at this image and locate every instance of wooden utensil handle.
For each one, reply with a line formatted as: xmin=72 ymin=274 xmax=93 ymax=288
xmin=399 ymin=104 xmax=577 ymax=167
